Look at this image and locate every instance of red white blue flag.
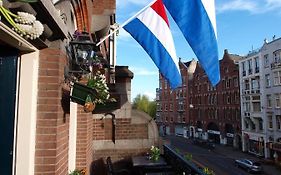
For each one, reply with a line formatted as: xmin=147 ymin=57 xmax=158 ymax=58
xmin=123 ymin=0 xmax=182 ymax=89
xmin=164 ymin=0 xmax=220 ymax=86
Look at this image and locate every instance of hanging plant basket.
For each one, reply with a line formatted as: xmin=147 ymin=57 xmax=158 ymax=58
xmin=93 ymin=94 xmax=121 ymax=114
xmin=70 ymin=82 xmax=97 ymax=105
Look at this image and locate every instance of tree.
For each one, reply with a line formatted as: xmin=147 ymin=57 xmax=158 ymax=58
xmin=132 ymin=94 xmax=156 ymax=119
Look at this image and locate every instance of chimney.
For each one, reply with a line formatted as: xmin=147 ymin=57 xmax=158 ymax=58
xmin=224 ymin=49 xmax=228 ymax=54
xmin=264 ymin=38 xmax=268 ymax=44
xmin=273 ymin=35 xmax=276 ymax=41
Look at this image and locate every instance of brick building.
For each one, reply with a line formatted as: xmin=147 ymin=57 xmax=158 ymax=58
xmin=156 ymin=50 xmax=242 ymax=148
xmin=0 ymin=0 xmax=158 ymax=175
xmin=189 ymin=50 xmax=242 ymax=148
xmin=156 ymin=59 xmax=197 ymax=137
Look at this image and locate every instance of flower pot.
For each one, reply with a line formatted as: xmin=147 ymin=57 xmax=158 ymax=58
xmin=70 ymin=82 xmax=97 ymax=105
xmin=93 ymin=94 xmax=121 ymax=114
xmin=84 ymin=101 xmax=96 ymax=113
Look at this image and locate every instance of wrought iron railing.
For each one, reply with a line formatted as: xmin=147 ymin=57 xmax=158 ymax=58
xmin=163 ymin=145 xmax=207 ymax=175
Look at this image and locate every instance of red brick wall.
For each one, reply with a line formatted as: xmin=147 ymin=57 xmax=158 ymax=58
xmin=92 ymin=0 xmax=116 ymax=14
xmin=35 ymin=48 xmax=70 ymax=175
xmin=76 ymin=105 xmax=94 ymax=174
xmin=92 ymin=118 xmax=148 ymax=140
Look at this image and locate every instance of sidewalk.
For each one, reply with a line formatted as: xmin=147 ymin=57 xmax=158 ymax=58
xmin=213 ymin=144 xmax=281 ymax=175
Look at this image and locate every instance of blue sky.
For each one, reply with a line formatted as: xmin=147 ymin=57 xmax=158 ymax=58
xmin=116 ymin=0 xmax=281 ymax=101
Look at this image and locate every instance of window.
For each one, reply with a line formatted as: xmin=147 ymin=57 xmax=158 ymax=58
xmin=273 ymin=71 xmax=281 ymax=86
xmin=259 ymin=119 xmax=263 ymax=130
xmin=273 ymin=50 xmax=281 ymax=63
xmin=264 ymin=54 xmax=269 ymax=67
xmin=251 ymin=78 xmax=260 ymax=90
xmin=233 ymin=77 xmax=238 ymax=87
xmin=227 ymin=95 xmax=231 ymax=104
xmin=248 ymin=59 xmax=252 ymax=74
xmin=267 ymin=95 xmax=272 ymax=108
xmin=243 ymin=101 xmax=250 ymax=112
xmin=242 ymin=62 xmax=246 ymax=76
xmin=275 ymin=94 xmax=280 ymax=108
xmin=265 ymin=74 xmax=271 ymax=87
xmin=164 ymin=80 xmax=168 ymax=89
xmin=268 ymin=115 xmax=273 ymax=129
xmin=170 ymin=116 xmax=173 ymax=122
xmin=245 ymin=80 xmax=250 ymax=90
xmin=165 ymin=104 xmax=168 ymax=111
xmin=159 ymin=81 xmax=162 ymax=89
xmin=225 ymin=67 xmax=229 ymax=73
xmin=252 ymin=102 xmax=261 ymax=112
xmin=170 ymin=103 xmax=173 ymax=111
xmin=277 ymin=115 xmax=281 ymax=130
xmin=226 ymin=79 xmax=230 ymax=88
xmin=254 ymin=57 xmax=259 ymax=73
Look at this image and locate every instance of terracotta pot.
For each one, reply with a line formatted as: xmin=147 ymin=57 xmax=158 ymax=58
xmin=84 ymin=101 xmax=96 ymax=113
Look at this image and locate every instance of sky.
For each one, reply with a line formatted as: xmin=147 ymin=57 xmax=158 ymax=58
xmin=115 ymin=0 xmax=281 ymax=101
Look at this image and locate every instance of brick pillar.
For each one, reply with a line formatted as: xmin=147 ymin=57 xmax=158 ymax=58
xmin=35 ymin=46 xmax=69 ymax=175
xmin=76 ymin=106 xmax=93 ymax=174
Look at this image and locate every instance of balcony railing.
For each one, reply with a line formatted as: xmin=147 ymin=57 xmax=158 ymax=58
xmin=271 ymin=62 xmax=281 ymax=69
xmin=163 ymin=145 xmax=206 ymax=175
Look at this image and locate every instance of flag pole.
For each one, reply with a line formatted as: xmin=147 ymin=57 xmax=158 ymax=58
xmin=96 ymin=0 xmax=158 ymax=46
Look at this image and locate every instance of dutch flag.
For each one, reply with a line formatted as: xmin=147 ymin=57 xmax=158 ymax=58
xmin=123 ymin=0 xmax=182 ymax=89
xmin=164 ymin=0 xmax=220 ymax=86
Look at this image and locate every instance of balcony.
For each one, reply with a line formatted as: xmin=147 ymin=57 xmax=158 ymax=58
xmin=248 ymin=69 xmax=252 ymax=75
xmin=271 ymin=62 xmax=281 ymax=69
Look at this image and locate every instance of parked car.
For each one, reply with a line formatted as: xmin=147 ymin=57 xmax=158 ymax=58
xmin=234 ymin=159 xmax=263 ymax=173
xmin=192 ymin=138 xmax=215 ymax=150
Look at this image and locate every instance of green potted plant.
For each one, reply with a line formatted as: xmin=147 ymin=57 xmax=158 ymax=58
xmin=70 ymin=71 xmax=116 ymax=113
xmin=150 ymin=146 xmax=160 ymax=162
xmin=69 ymin=168 xmax=86 ymax=175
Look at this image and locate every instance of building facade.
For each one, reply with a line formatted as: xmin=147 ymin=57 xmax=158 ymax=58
xmin=189 ymin=49 xmax=242 ymax=148
xmin=156 ymin=59 xmax=197 ymax=138
xmin=240 ymin=37 xmax=281 ymax=160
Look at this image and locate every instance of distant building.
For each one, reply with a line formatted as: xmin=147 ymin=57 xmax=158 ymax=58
xmin=240 ymin=37 xmax=281 ymax=160
xmin=156 ymin=59 xmax=197 ymax=138
xmin=156 ymin=50 xmax=242 ymax=148
xmin=189 ymin=49 xmax=242 ymax=148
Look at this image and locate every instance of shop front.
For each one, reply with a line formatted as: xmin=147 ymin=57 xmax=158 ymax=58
xmin=248 ymin=136 xmax=265 ymax=157
xmin=272 ymin=142 xmax=281 ymax=162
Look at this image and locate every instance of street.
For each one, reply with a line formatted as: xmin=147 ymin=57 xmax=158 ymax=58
xmin=164 ymin=135 xmax=280 ymax=175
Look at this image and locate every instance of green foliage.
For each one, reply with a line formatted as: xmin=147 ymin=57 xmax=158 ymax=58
xmin=184 ymin=153 xmax=192 ymax=161
xmin=203 ymin=167 xmax=215 ymax=175
xmin=150 ymin=146 xmax=160 ymax=161
xmin=132 ymin=94 xmax=156 ymax=118
xmin=69 ymin=168 xmax=86 ymax=175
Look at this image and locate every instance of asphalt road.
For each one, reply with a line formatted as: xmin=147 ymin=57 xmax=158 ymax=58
xmin=165 ymin=135 xmax=272 ymax=175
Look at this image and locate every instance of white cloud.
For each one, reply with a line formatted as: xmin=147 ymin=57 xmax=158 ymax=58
xmin=217 ymin=0 xmax=258 ymax=13
xmin=130 ymin=67 xmax=158 ymax=76
xmin=265 ymin=0 xmax=281 ymax=11
xmin=217 ymin=0 xmax=281 ymax=14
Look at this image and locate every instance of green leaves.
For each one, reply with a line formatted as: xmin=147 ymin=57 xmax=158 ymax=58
xmin=132 ymin=94 xmax=156 ymax=118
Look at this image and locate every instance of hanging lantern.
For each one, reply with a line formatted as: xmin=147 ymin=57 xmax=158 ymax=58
xmin=68 ymin=31 xmax=97 ymax=73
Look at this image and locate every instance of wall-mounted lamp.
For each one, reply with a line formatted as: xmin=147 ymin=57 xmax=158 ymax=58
xmin=68 ymin=31 xmax=98 ymax=74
